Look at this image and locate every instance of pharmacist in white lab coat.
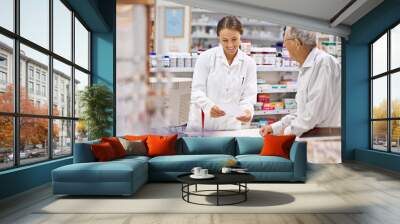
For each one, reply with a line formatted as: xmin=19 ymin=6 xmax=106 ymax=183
xmin=260 ymin=26 xmax=341 ymax=137
xmin=186 ymin=16 xmax=257 ymax=131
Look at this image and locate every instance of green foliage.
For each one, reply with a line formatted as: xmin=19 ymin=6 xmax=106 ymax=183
xmin=79 ymin=84 xmax=113 ymax=140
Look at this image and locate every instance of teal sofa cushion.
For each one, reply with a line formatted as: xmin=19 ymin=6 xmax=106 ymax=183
xmin=52 ymin=157 xmax=148 ymax=195
xmin=235 ymin=137 xmax=264 ymax=155
xmin=73 ymin=139 xmax=100 ymax=163
xmin=178 ymin=137 xmax=236 ymax=155
xmin=148 ymin=154 xmax=235 ymax=172
xmin=236 ymin=155 xmax=293 ymax=172
xmin=53 ymin=159 xmax=147 ymax=183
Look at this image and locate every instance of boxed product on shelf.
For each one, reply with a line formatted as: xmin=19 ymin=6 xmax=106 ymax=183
xmin=263 ymin=47 xmax=277 ymax=66
xmin=285 ymin=104 xmax=297 ymax=109
xmin=254 ymin=102 xmax=263 ymax=111
xmin=250 ymin=47 xmax=277 ymax=66
xmin=149 ymin=52 xmax=200 ymax=69
xmin=262 ymin=102 xmax=275 ymax=110
xmin=279 ymin=79 xmax=297 ymax=86
xmin=267 ymin=117 xmax=278 ymax=124
xmin=258 ymin=120 xmax=267 ymax=127
xmin=257 ymin=79 xmax=267 ymax=84
xmin=274 ymin=102 xmax=284 ymax=109
xmin=240 ymin=41 xmax=252 ymax=55
xmin=283 ymin=98 xmax=297 ymax=109
xmin=256 ymin=117 xmax=278 ymax=127
xmin=257 ymin=93 xmax=270 ymax=102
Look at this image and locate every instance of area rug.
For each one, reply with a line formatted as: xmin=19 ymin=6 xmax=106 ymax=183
xmin=37 ymin=183 xmax=362 ymax=214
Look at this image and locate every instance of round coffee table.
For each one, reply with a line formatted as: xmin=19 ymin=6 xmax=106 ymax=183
xmin=177 ymin=173 xmax=255 ymax=206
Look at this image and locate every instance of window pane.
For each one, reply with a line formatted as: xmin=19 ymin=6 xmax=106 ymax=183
xmin=75 ymin=18 xmax=89 ymax=70
xmin=53 ymin=59 xmax=72 ymax=117
xmin=75 ymin=120 xmax=88 ymax=143
xmin=372 ymin=121 xmax=388 ymax=151
xmin=391 ymin=120 xmax=400 ymax=153
xmin=20 ymin=0 xmax=49 ymax=49
xmin=74 ymin=69 xmax=89 ymax=118
xmin=20 ymin=44 xmax=49 ymax=115
xmin=391 ymin=72 xmax=400 ymax=118
xmin=391 ymin=24 xmax=400 ymax=70
xmin=0 ymin=116 xmax=13 ymax=170
xmin=0 ymin=35 xmax=14 ymax=112
xmin=372 ymin=33 xmax=387 ymax=76
xmin=372 ymin=77 xmax=387 ymax=119
xmin=53 ymin=0 xmax=72 ymax=60
xmin=20 ymin=117 xmax=49 ymax=165
xmin=53 ymin=119 xmax=72 ymax=158
xmin=0 ymin=0 xmax=14 ymax=31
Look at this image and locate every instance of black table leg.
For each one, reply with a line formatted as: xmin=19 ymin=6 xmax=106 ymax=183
xmin=195 ymin=184 xmax=197 ymax=192
xmin=245 ymin=183 xmax=247 ymax=201
xmin=217 ymin=184 xmax=219 ymax=206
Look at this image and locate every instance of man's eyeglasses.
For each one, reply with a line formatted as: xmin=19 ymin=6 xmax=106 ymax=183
xmin=283 ymin=38 xmax=296 ymax=43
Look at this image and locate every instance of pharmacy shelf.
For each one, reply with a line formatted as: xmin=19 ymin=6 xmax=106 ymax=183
xmin=150 ymin=67 xmax=299 ymax=73
xmin=192 ymin=22 xmax=281 ymax=27
xmin=149 ymin=77 xmax=192 ymax=83
xmin=257 ymin=85 xmax=297 ymax=93
xmin=254 ymin=109 xmax=296 ymax=116
xmin=257 ymin=66 xmax=299 ymax=72
xmin=150 ymin=67 xmax=194 ymax=73
xmin=192 ymin=34 xmax=281 ymax=42
xmin=191 ymin=8 xmax=214 ymax=13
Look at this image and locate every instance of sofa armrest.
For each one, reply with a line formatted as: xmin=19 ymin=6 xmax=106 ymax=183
xmin=289 ymin=141 xmax=307 ymax=181
xmin=73 ymin=141 xmax=99 ymax=163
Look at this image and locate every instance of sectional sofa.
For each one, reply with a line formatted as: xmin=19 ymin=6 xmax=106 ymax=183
xmin=52 ymin=137 xmax=307 ymax=196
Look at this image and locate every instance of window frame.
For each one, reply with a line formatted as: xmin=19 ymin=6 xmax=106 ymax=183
xmin=0 ymin=0 xmax=92 ymax=171
xmin=370 ymin=20 xmax=400 ymax=154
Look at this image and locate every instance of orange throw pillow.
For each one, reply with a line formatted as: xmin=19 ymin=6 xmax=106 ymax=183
xmin=146 ymin=134 xmax=178 ymax=157
xmin=91 ymin=142 xmax=117 ymax=161
xmin=101 ymin=137 xmax=127 ymax=158
xmin=260 ymin=134 xmax=296 ymax=159
xmin=125 ymin=135 xmax=148 ymax=141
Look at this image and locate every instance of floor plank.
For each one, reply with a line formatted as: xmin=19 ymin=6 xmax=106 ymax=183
xmin=1 ymin=162 xmax=400 ymax=224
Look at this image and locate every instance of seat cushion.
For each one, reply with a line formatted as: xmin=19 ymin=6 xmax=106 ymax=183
xmin=178 ymin=137 xmax=236 ymax=155
xmin=148 ymin=154 xmax=235 ymax=172
xmin=236 ymin=155 xmax=293 ymax=172
xmin=52 ymin=159 xmax=147 ymax=183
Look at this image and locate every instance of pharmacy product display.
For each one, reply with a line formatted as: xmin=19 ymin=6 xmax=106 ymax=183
xmin=191 ymin=8 xmax=283 ymax=51
xmin=149 ymin=52 xmax=199 ymax=72
xmin=150 ymin=6 xmax=342 ymax=130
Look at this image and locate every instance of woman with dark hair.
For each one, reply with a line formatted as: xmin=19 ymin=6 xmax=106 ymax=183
xmin=187 ymin=16 xmax=257 ymax=131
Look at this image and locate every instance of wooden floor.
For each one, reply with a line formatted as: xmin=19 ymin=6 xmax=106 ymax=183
xmin=1 ymin=162 xmax=400 ymax=224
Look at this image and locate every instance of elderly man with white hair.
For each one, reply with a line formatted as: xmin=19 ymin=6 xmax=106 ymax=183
xmin=260 ymin=26 xmax=341 ymax=137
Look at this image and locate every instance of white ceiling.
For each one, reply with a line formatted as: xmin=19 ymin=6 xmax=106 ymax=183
xmin=225 ymin=0 xmax=352 ymax=22
xmin=168 ymin=0 xmax=384 ymax=38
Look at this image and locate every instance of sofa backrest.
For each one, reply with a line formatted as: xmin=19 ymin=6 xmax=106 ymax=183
xmin=73 ymin=139 xmax=100 ymax=163
xmin=177 ymin=137 xmax=236 ymax=155
xmin=235 ymin=137 xmax=264 ymax=155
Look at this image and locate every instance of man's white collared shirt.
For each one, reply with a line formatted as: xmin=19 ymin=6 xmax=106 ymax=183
xmin=271 ymin=48 xmax=341 ymax=136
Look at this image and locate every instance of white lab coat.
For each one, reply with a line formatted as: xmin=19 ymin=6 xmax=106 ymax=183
xmin=186 ymin=46 xmax=257 ymax=131
xmin=271 ymin=47 xmax=341 ymax=136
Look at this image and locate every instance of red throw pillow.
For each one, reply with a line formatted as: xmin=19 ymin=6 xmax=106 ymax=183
xmin=91 ymin=142 xmax=117 ymax=161
xmin=146 ymin=134 xmax=178 ymax=157
xmin=101 ymin=137 xmax=127 ymax=158
xmin=260 ymin=134 xmax=296 ymax=159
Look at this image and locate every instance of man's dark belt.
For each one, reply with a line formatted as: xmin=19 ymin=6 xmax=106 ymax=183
xmin=300 ymin=127 xmax=341 ymax=138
